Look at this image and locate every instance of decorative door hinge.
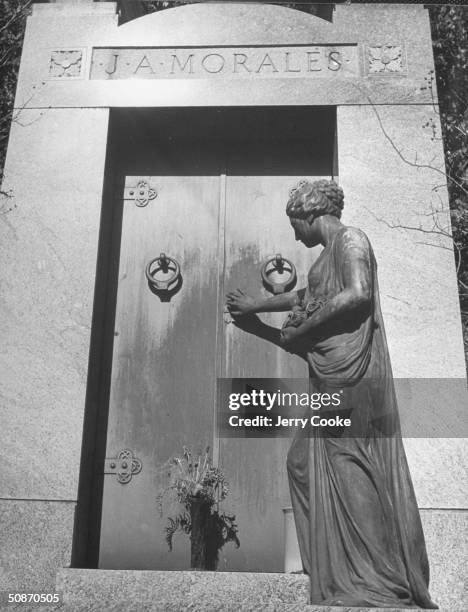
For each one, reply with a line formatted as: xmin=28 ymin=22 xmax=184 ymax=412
xmin=104 ymin=449 xmax=142 ymax=484
xmin=124 ymin=180 xmax=157 ymax=207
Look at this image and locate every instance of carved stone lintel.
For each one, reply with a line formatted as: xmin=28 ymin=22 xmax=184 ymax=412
xmin=367 ymin=44 xmax=404 ymax=74
xmin=49 ymin=49 xmax=84 ymax=78
xmin=104 ymin=449 xmax=142 ymax=484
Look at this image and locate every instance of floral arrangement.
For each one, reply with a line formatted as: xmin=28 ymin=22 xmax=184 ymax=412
xmin=157 ymin=446 xmax=239 ymax=568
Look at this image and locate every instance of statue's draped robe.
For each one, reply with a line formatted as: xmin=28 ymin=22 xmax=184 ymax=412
xmin=287 ymin=227 xmax=437 ymax=609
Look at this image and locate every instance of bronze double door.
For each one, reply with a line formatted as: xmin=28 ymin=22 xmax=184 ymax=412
xmin=98 ymin=110 xmax=331 ymax=570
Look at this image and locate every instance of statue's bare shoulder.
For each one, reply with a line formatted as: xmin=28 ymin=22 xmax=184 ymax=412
xmin=338 ymin=225 xmax=371 ymax=246
xmin=335 ymin=226 xmax=372 ymax=262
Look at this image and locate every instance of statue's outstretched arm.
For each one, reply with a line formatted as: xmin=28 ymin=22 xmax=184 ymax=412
xmin=226 ymin=287 xmax=305 ymax=316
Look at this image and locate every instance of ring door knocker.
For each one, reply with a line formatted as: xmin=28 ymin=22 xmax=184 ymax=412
xmin=261 ymin=253 xmax=297 ymax=294
xmin=145 ymin=253 xmax=182 ymax=301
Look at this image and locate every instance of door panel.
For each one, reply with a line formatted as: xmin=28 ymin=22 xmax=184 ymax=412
xmin=99 ymin=148 xmax=222 ymax=569
xmin=219 ymin=162 xmax=327 ymax=570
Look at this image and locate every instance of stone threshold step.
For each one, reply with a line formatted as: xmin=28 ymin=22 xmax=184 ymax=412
xmin=25 ymin=605 xmax=424 ymax=612
xmin=56 ymin=569 xmax=423 ymax=611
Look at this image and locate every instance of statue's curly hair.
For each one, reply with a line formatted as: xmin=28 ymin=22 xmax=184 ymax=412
xmin=286 ymin=179 xmax=344 ymax=221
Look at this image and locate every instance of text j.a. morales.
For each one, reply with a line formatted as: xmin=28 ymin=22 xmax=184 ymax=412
xmin=94 ymin=47 xmax=352 ymax=78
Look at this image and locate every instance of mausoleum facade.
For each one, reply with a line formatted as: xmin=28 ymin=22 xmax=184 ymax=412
xmin=0 ymin=1 xmax=466 ymax=608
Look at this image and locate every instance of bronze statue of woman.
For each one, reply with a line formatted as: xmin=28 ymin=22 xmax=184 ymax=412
xmin=226 ymin=179 xmax=437 ymax=609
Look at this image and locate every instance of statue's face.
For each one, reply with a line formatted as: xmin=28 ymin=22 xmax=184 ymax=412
xmin=290 ymin=217 xmax=321 ymax=248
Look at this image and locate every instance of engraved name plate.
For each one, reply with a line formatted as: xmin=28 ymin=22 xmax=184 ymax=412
xmin=90 ymin=45 xmax=360 ymax=80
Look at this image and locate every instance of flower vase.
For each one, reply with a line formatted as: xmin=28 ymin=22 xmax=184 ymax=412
xmin=189 ymin=497 xmax=218 ymax=570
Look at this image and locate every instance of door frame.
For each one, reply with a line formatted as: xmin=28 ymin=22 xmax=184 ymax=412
xmin=71 ymin=105 xmax=338 ymax=569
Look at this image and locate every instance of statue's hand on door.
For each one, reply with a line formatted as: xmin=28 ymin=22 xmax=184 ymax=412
xmin=225 ymin=288 xmax=257 ymax=317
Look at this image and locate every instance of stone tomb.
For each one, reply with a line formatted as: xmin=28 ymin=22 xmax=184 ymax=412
xmin=0 ymin=1 xmax=467 ymax=609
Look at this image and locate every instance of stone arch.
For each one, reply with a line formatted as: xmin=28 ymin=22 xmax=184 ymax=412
xmin=118 ymin=1 xmax=334 ymax=26
xmin=116 ymin=2 xmax=335 ymax=45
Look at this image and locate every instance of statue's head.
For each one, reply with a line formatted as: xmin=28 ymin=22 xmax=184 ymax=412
xmin=286 ymin=179 xmax=344 ymax=247
xmin=286 ymin=179 xmax=344 ymax=223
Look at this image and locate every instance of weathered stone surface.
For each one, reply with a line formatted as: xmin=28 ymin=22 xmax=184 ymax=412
xmin=0 ymin=500 xmax=74 ymax=592
xmin=56 ymin=568 xmax=418 ymax=610
xmin=420 ymin=509 xmax=468 ymax=611
xmin=56 ymin=569 xmax=308 ymax=608
xmin=54 ymin=564 xmax=462 ymax=611
xmin=15 ymin=3 xmax=435 ymax=109
xmin=0 ymin=108 xmax=109 ymax=500
xmin=337 ymin=104 xmax=463 ymax=379
xmin=0 ymin=604 xmax=422 ymax=612
xmin=337 ymin=104 xmax=468 ymax=510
